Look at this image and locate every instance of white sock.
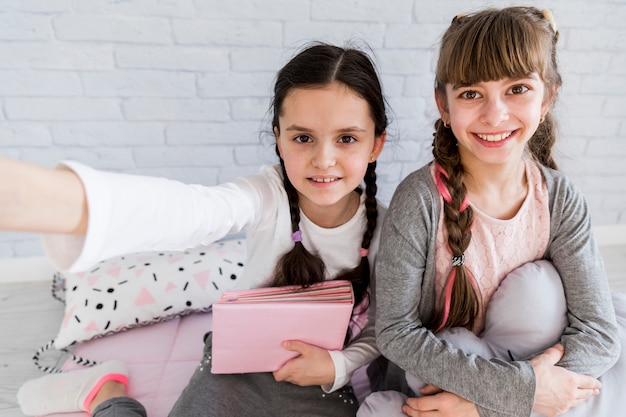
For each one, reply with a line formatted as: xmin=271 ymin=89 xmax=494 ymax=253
xmin=17 ymin=360 xmax=128 ymax=416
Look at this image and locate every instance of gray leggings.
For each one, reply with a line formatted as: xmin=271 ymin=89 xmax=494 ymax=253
xmin=92 ymin=397 xmax=146 ymax=417
xmin=93 ymin=332 xmax=359 ymax=417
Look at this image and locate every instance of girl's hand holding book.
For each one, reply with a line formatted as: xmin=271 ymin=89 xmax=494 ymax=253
xmin=272 ymin=340 xmax=335 ymax=386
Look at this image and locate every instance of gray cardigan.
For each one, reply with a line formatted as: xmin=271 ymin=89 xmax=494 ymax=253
xmin=375 ymin=162 xmax=620 ymax=417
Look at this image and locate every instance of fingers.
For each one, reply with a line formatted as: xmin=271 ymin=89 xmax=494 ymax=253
xmin=272 ymin=357 xmax=302 ymax=383
xmin=531 ymin=343 xmax=603 ymax=416
xmin=573 ymin=384 xmax=601 ymax=401
xmin=576 ymin=374 xmax=602 ymax=391
xmin=272 ymin=341 xmax=335 ymax=386
xmin=567 ymin=365 xmax=602 ymax=395
xmin=402 ymin=403 xmax=428 ymax=417
xmin=529 ymin=343 xmax=565 ymax=373
xmin=404 ymin=393 xmax=479 ymax=417
xmin=570 ymin=387 xmax=600 ymax=409
xmin=538 ymin=343 xmax=565 ymax=365
xmin=272 ymin=364 xmax=289 ymax=382
xmin=272 ymin=341 xmax=304 ymax=382
xmin=281 ymin=340 xmax=308 ymax=354
xmin=419 ymin=384 xmax=443 ymax=396
xmin=402 ymin=398 xmax=433 ymax=417
xmin=405 ymin=394 xmax=446 ymax=412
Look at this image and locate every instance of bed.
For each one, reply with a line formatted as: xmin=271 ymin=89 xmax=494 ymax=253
xmin=33 ymin=238 xmax=371 ymax=416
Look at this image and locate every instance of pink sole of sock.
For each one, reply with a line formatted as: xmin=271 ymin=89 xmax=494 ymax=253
xmin=82 ymin=373 xmax=129 ymax=411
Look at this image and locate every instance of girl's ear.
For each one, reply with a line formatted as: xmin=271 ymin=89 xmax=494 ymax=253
xmin=370 ymin=131 xmax=387 ymax=162
xmin=541 ymin=85 xmax=559 ymax=117
xmin=435 ymin=89 xmax=450 ymax=124
xmin=274 ymin=126 xmax=283 ymax=157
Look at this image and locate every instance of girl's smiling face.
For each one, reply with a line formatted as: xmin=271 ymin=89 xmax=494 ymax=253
xmin=437 ymin=73 xmax=551 ymax=169
xmin=275 ymin=82 xmax=385 ymax=227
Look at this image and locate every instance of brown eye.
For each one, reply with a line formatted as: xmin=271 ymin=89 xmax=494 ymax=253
xmin=510 ymin=85 xmax=529 ymax=94
xmin=460 ymin=90 xmax=479 ymax=99
xmin=338 ymin=135 xmax=356 ymax=144
xmin=294 ymin=135 xmax=312 ymax=143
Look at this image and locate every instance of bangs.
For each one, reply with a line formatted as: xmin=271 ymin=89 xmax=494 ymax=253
xmin=437 ymin=10 xmax=550 ymax=87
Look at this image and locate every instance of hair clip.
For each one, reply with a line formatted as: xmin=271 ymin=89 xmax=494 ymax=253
xmin=291 ymin=230 xmax=302 ymax=243
xmin=541 ymin=9 xmax=557 ymax=33
xmin=359 ymin=248 xmax=369 ymax=257
xmin=452 ymin=12 xmax=467 ymax=23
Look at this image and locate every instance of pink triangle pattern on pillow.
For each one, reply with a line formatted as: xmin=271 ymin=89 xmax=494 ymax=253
xmin=52 ymin=239 xmax=246 ymax=349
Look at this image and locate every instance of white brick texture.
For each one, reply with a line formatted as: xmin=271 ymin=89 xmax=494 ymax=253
xmin=1 ymin=0 xmax=625 ymax=256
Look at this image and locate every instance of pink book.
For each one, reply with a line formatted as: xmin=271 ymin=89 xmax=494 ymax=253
xmin=211 ymin=280 xmax=354 ymax=374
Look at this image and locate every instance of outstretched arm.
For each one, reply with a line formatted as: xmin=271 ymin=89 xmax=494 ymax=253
xmin=0 ymin=157 xmax=87 ymax=235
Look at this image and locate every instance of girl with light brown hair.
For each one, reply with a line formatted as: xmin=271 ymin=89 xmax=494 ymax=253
xmin=360 ymin=7 xmax=625 ymax=417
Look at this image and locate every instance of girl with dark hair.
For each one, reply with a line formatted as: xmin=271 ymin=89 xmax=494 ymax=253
xmin=360 ymin=7 xmax=625 ymax=417
xmin=4 ymin=42 xmax=388 ymax=417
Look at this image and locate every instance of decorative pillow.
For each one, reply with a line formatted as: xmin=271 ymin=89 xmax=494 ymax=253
xmin=50 ymin=238 xmax=246 ymax=349
xmin=405 ymin=260 xmax=567 ymax=395
xmin=434 ymin=260 xmax=567 ymax=360
xmin=481 ymin=259 xmax=567 ymax=360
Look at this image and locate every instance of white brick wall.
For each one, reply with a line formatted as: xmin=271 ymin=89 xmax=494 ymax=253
xmin=1 ymin=0 xmax=625 ymax=257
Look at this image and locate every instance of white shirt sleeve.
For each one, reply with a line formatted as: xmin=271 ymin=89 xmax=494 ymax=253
xmin=322 ymin=317 xmax=378 ymax=393
xmin=42 ymin=161 xmax=261 ymax=272
xmin=323 ymin=204 xmax=384 ymax=392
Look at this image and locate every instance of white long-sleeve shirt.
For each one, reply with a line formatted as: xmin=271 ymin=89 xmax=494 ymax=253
xmin=43 ymin=162 xmax=384 ymax=393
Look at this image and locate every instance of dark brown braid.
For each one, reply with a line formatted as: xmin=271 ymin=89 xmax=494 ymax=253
xmin=271 ymin=158 xmax=326 ymax=289
xmin=332 ymin=160 xmax=378 ymax=307
xmin=271 ymin=157 xmax=378 ymax=309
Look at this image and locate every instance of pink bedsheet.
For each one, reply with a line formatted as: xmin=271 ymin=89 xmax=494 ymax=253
xmin=53 ymin=312 xmax=212 ymax=417
xmin=48 ymin=312 xmax=370 ymax=416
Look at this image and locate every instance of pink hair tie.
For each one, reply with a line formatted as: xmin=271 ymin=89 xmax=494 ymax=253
xmin=434 ymin=164 xmax=470 ymax=212
xmin=291 ymin=230 xmax=302 ymax=243
xmin=435 ymin=268 xmax=457 ymax=333
xmin=359 ymin=248 xmax=369 ymax=257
